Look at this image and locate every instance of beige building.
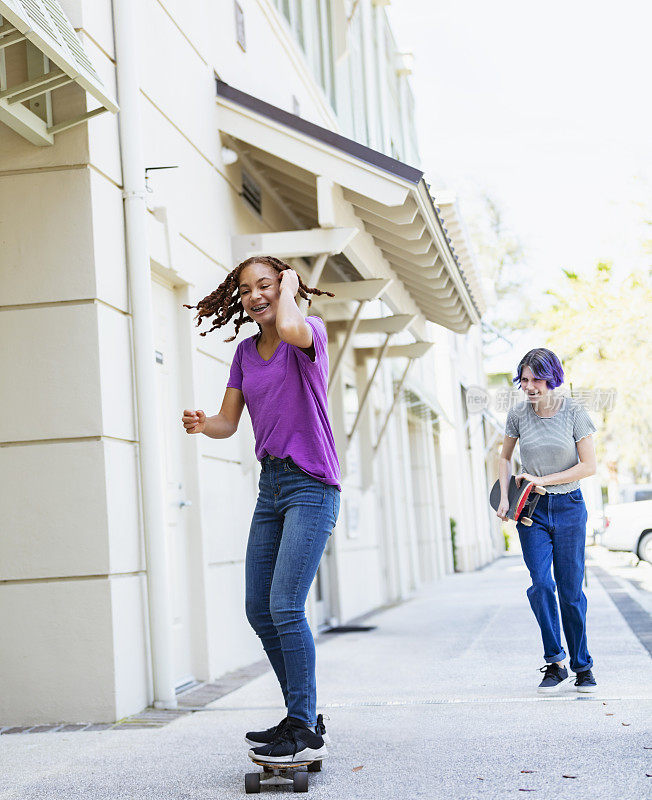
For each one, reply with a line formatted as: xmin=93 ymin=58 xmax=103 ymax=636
xmin=0 ymin=0 xmax=498 ymax=726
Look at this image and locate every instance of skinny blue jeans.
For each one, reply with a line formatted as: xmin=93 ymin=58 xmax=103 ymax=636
xmin=517 ymin=488 xmax=593 ymax=673
xmin=245 ymin=455 xmax=340 ymax=726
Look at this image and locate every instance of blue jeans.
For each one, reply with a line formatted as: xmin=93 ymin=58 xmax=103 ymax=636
xmin=245 ymin=455 xmax=340 ymax=726
xmin=517 ymin=488 xmax=592 ymax=673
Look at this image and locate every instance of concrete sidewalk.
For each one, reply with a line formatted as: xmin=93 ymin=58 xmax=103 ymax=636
xmin=1 ymin=555 xmax=651 ymax=799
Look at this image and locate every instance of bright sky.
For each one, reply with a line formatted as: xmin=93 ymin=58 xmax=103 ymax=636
xmin=388 ymin=0 xmax=651 ymax=284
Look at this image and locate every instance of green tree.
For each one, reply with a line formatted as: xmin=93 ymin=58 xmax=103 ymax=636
xmin=543 ymin=262 xmax=652 ymax=482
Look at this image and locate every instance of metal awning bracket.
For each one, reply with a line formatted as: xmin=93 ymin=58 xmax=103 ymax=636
xmin=0 ymin=68 xmax=64 ymax=100
xmin=373 ymin=359 xmax=415 ymax=453
xmin=347 ymin=332 xmax=393 ymax=441
xmin=47 ymin=105 xmax=108 ymax=136
xmin=9 ymin=73 xmax=73 ymax=104
xmin=327 ymin=299 xmax=366 ymax=394
xmin=484 ymin=428 xmax=502 ymax=457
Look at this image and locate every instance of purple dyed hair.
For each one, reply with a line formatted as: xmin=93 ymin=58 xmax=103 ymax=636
xmin=513 ymin=348 xmax=564 ymax=390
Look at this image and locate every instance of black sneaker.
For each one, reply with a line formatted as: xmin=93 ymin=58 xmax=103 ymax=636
xmin=574 ymin=668 xmax=597 ymax=693
xmin=246 ymin=714 xmax=330 ymax=747
xmin=245 ymin=716 xmax=288 ymax=747
xmin=537 ymin=663 xmax=569 ymax=693
xmin=315 ymin=713 xmax=331 ymax=746
xmin=248 ymin=717 xmax=328 ymax=764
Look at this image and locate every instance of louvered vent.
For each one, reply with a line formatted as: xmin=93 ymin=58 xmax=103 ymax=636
xmin=17 ymin=0 xmax=56 ymax=37
xmin=44 ymin=0 xmax=102 ymax=82
xmin=241 ymin=170 xmax=262 ymax=215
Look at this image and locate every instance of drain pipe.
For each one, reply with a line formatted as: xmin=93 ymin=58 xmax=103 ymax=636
xmin=112 ymin=0 xmax=177 ymax=709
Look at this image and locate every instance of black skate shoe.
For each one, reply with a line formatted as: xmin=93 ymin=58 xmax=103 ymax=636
xmin=245 ymin=716 xmax=288 ymax=747
xmin=248 ymin=717 xmax=327 ymax=764
xmin=537 ymin=663 xmax=569 ymax=693
xmin=574 ymin=668 xmax=597 ymax=693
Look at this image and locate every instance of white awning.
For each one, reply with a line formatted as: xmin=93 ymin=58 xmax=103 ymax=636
xmin=0 ymin=0 xmax=118 ymax=145
xmin=431 ymin=192 xmax=486 ymax=317
xmin=216 ymin=81 xmax=483 ymax=334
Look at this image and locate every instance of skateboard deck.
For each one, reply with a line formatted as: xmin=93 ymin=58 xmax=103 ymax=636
xmin=245 ymin=757 xmax=323 ymax=793
xmin=489 ymin=476 xmax=546 ymax=526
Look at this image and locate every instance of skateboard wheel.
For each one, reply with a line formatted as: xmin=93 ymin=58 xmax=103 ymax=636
xmin=521 ymin=517 xmax=533 ymax=527
xmin=534 ymin=486 xmax=547 ymax=495
xmin=293 ymin=771 xmax=309 ymax=792
xmin=307 ymin=761 xmax=322 ymax=772
xmin=245 ymin=772 xmax=261 ymax=793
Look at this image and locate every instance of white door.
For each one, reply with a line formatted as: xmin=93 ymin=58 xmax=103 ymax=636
xmin=152 ymin=275 xmax=194 ymax=688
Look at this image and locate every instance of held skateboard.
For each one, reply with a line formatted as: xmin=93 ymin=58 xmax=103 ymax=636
xmin=489 ymin=476 xmax=546 ymax=526
xmin=245 ymin=757 xmax=323 ymax=794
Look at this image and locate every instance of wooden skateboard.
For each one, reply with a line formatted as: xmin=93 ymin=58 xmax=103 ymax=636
xmin=489 ymin=476 xmax=546 ymax=526
xmin=245 ymin=757 xmax=323 ymax=793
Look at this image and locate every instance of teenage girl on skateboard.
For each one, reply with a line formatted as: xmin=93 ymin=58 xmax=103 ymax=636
xmin=181 ymin=256 xmax=341 ymax=763
xmin=496 ymin=348 xmax=598 ymax=694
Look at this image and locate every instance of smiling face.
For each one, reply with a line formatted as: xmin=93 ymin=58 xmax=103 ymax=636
xmin=238 ymin=262 xmax=281 ymax=325
xmin=519 ymin=366 xmax=551 ymax=402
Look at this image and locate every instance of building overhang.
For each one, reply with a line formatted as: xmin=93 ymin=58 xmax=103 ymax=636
xmin=0 ymin=0 xmax=118 ymax=146
xmin=216 ymin=80 xmax=482 ymax=334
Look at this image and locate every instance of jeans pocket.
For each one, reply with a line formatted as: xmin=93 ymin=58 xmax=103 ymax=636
xmin=567 ymin=489 xmax=584 ymax=503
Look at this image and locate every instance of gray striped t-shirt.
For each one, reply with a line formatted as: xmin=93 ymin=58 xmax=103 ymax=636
xmin=505 ymin=396 xmax=597 ymax=494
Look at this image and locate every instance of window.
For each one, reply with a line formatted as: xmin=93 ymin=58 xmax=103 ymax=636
xmin=347 ymin=9 xmax=368 ymax=144
xmin=234 ymin=1 xmax=246 ymax=51
xmin=275 ymin=0 xmax=305 ymax=51
xmin=317 ymin=0 xmax=336 ymax=108
xmin=273 ymin=0 xmax=336 ymax=110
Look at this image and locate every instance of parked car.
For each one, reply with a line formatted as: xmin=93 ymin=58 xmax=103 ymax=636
xmin=600 ymin=494 xmax=652 ymax=564
xmin=585 ymin=510 xmax=605 ymax=545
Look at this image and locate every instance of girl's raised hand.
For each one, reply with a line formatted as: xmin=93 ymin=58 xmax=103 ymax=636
xmin=279 ymin=268 xmax=300 ymax=296
xmin=182 ymin=409 xmax=206 ymax=434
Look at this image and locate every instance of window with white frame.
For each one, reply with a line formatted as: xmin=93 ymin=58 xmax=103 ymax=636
xmin=272 ymin=0 xmax=336 ymax=110
xmin=347 ymin=8 xmax=368 ymax=145
xmin=234 ymin=1 xmax=246 ymax=51
xmin=273 ymin=0 xmax=305 ymax=50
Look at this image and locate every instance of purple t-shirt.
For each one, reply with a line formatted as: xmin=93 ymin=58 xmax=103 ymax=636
xmin=226 ymin=315 xmax=341 ymax=491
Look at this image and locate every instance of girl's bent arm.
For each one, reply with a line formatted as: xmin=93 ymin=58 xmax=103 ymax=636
xmin=499 ymin=436 xmax=517 ymax=497
xmin=203 ymin=388 xmax=245 ymax=439
xmin=276 ymin=279 xmax=312 ymax=348
xmin=530 ymin=435 xmax=597 ymax=486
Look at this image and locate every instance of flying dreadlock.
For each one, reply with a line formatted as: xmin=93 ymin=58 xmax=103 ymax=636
xmin=183 ymin=256 xmax=335 ymax=342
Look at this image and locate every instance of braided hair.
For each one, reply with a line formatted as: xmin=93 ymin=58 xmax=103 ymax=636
xmin=183 ymin=256 xmax=335 ymax=342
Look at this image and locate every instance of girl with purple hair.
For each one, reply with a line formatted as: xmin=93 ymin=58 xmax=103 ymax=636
xmin=496 ymin=348 xmax=598 ymax=693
